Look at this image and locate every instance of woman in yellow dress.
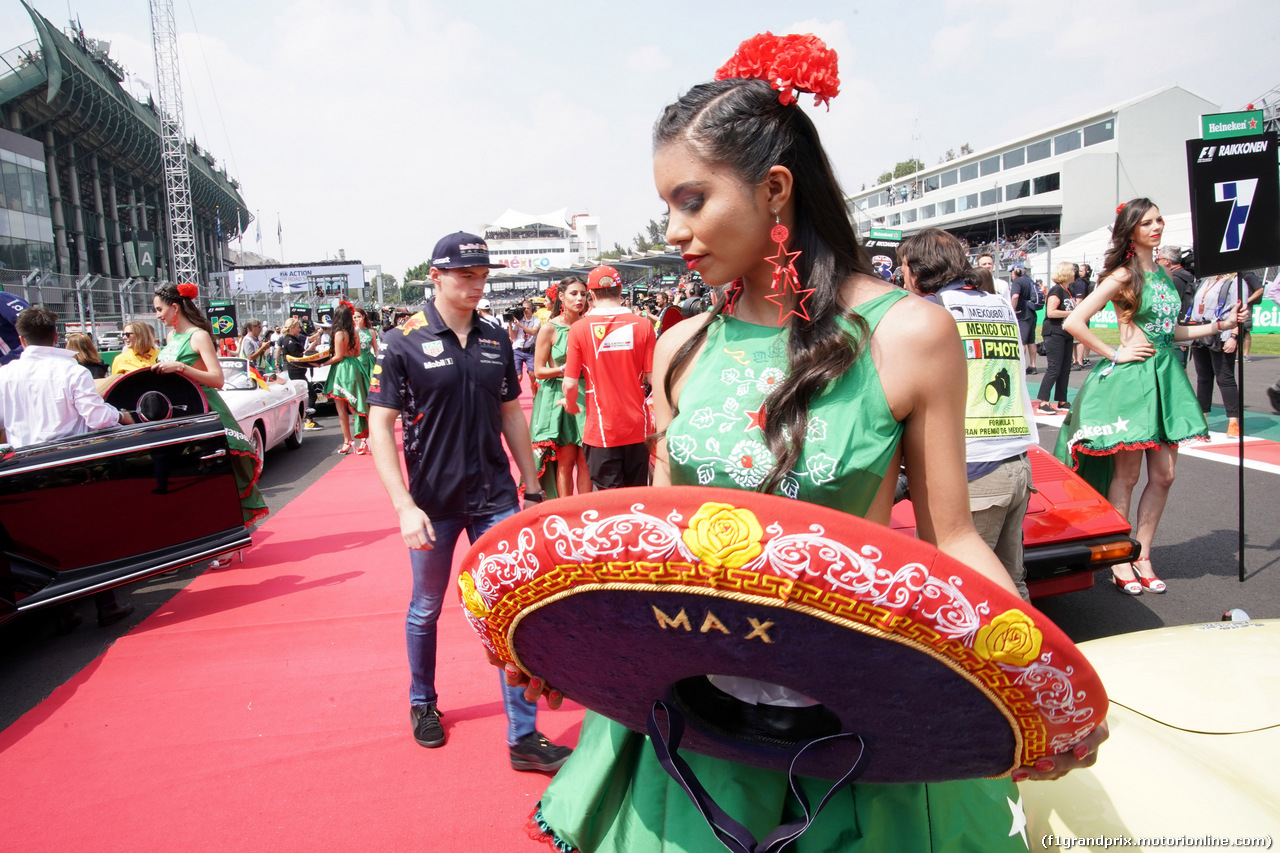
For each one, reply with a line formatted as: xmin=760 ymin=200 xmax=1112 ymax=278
xmin=110 ymin=321 xmax=160 ymax=374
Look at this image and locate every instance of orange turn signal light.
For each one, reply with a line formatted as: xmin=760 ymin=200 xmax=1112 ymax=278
xmin=1088 ymin=541 xmax=1136 ymax=564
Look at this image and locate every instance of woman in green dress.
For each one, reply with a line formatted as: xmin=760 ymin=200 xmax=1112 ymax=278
xmin=521 ymin=34 xmax=1108 ymax=853
xmin=1056 ymin=199 xmax=1247 ymax=595
xmin=353 ymin=305 xmax=379 ymax=454
xmin=529 ymin=277 xmax=590 ymax=498
xmin=322 ymin=301 xmax=369 ymax=455
xmin=152 ymin=283 xmax=268 ymax=532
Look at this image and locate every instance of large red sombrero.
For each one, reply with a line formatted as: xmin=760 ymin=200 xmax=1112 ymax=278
xmin=459 ymin=486 xmax=1106 ymax=782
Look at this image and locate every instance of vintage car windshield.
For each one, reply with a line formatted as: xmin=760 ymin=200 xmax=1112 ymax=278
xmin=219 ymin=358 xmax=257 ymax=391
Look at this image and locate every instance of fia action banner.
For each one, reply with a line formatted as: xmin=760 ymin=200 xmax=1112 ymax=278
xmin=207 ymin=299 xmax=238 ymax=340
xmin=1185 ymin=130 xmax=1280 ymax=277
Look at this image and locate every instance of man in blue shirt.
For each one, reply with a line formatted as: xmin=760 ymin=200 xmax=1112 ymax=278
xmin=367 ymin=231 xmax=570 ymax=772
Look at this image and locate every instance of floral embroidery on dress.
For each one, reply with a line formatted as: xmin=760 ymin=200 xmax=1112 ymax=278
xmin=674 ymin=358 xmax=835 ymax=491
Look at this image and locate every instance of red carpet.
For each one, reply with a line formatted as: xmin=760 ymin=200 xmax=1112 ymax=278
xmin=0 ymin=392 xmax=582 ymax=851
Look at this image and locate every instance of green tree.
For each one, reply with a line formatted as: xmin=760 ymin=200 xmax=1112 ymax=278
xmin=876 ymin=170 xmax=892 ymax=185
xmin=893 ymin=158 xmax=925 ymax=179
xmin=634 ymin=231 xmax=654 ymax=252
xmin=959 ymin=143 xmax=973 ymax=156
xmin=403 ymin=261 xmax=430 ymax=284
xmin=646 ymin=216 xmax=668 ymax=247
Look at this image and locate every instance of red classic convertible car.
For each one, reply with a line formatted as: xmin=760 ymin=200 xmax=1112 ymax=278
xmin=891 ymin=445 xmax=1138 ymax=599
xmin=0 ymin=370 xmax=250 ymax=625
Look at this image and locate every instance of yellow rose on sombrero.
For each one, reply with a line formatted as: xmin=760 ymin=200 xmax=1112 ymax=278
xmin=681 ymin=502 xmax=763 ymax=569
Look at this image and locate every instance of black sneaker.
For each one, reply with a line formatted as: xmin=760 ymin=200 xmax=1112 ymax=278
xmin=411 ymin=703 xmax=445 ymax=748
xmin=510 ymin=731 xmax=572 ymax=772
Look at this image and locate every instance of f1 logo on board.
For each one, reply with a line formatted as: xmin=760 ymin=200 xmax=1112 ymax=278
xmin=1215 ymin=179 xmax=1257 ymax=252
xmin=1197 ymin=146 xmax=1216 ymax=163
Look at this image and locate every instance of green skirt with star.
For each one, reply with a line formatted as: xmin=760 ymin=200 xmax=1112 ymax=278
xmin=535 ymin=712 xmax=1031 ymax=853
xmin=1053 ymin=345 xmax=1207 ymax=496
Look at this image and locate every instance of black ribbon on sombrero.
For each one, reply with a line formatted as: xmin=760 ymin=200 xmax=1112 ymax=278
xmin=648 ymin=701 xmax=868 ymax=853
xmin=459 ymin=487 xmax=1106 ymax=843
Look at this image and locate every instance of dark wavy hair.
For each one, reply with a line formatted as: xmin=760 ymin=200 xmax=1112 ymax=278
xmin=898 ymin=228 xmax=979 ymax=294
xmin=1102 ymin=198 xmax=1157 ymax=324
xmin=154 ymin=283 xmax=212 ymax=334
xmin=554 ymin=275 xmax=587 ymax=319
xmin=655 ymin=77 xmax=874 ymax=494
xmin=331 ymin=303 xmax=357 ymax=356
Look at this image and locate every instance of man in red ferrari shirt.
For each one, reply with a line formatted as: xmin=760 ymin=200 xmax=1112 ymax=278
xmin=562 ymin=265 xmax=655 ymax=489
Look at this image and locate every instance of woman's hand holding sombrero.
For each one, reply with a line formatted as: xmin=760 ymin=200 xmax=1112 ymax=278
xmin=1013 ymin=720 xmax=1109 ymax=783
xmin=485 ymin=648 xmax=563 ymax=709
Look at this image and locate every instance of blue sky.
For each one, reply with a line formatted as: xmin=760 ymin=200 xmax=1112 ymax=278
xmin=3 ymin=0 xmax=1277 ymax=280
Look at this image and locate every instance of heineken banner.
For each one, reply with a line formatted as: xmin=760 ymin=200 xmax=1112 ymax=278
xmin=1185 ymin=123 xmax=1280 ymax=277
xmin=135 ymin=230 xmax=157 ymax=279
xmin=289 ymin=302 xmax=312 ymax=323
xmin=864 ymin=228 xmax=901 ymax=281
xmin=207 ymin=299 xmax=238 ymax=340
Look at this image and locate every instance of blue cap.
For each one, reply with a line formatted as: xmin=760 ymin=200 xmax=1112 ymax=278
xmin=430 ymin=231 xmax=504 ymax=270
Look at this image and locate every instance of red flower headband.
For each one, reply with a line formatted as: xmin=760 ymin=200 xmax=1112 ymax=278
xmin=715 ymin=32 xmax=841 ymax=109
xmin=177 ymin=283 xmax=199 ymax=299
xmin=1116 ymin=203 xmax=1125 ymax=214
xmin=545 ymin=284 xmax=558 ymax=304
xmin=339 ymin=299 xmax=354 ymax=312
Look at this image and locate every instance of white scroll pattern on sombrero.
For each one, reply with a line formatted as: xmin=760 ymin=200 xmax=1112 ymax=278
xmin=463 ymin=499 xmax=1101 ymax=752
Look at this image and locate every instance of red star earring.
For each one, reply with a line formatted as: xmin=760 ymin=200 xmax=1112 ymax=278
xmin=763 ymin=214 xmax=814 ymax=323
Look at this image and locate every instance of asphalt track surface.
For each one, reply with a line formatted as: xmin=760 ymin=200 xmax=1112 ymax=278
xmin=2 ymin=357 xmax=1279 ymax=733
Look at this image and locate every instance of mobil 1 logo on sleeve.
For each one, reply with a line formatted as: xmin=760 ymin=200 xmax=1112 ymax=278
xmin=1185 ymin=130 xmax=1280 ymax=276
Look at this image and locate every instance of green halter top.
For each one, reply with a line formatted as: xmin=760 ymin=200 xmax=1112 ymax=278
xmin=667 ymin=289 xmax=906 ymax=516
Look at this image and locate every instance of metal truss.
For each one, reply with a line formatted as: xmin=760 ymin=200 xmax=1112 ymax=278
xmin=149 ymin=0 xmax=196 ymax=286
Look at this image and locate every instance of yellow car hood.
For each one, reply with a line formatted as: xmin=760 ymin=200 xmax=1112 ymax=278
xmin=1082 ymin=619 xmax=1280 ymax=733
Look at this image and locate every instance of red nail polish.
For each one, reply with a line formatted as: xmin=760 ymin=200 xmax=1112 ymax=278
xmin=1035 ymin=759 xmax=1054 ymax=772
xmin=1074 ymin=744 xmax=1090 ymax=760
xmin=1012 ymin=771 xmax=1030 ymax=782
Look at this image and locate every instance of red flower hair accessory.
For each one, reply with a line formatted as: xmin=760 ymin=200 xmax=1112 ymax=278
xmin=1116 ymin=203 xmax=1125 ymax=214
xmin=715 ymin=32 xmax=841 ymax=109
xmin=545 ymin=284 xmax=558 ymax=304
xmin=177 ymin=283 xmax=199 ymax=299
xmin=339 ymin=299 xmax=354 ymax=312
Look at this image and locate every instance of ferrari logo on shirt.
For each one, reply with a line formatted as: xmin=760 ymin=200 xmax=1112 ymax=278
xmin=423 ymin=340 xmax=444 ymax=358
xmin=591 ymin=320 xmax=634 ymax=354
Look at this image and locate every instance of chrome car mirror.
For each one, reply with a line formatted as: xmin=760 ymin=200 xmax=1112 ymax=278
xmin=136 ymin=390 xmax=174 ymax=422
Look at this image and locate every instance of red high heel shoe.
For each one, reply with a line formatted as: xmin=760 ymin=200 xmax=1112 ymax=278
xmin=1132 ymin=558 xmax=1166 ymax=594
xmin=1110 ymin=563 xmax=1142 ymax=596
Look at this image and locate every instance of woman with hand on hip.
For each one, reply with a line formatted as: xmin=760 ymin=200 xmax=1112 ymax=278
xmin=153 ymin=283 xmax=268 ymax=530
xmin=1055 ymin=199 xmax=1248 ymax=594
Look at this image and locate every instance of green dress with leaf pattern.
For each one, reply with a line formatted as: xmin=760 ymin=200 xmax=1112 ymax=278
xmin=536 ymin=289 xmax=1031 ymax=853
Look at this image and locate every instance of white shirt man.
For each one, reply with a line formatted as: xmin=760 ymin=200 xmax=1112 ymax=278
xmin=0 ymin=307 xmax=131 ymax=447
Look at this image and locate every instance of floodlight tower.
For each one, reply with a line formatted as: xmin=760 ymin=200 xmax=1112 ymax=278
xmin=149 ymin=0 xmax=197 ymax=286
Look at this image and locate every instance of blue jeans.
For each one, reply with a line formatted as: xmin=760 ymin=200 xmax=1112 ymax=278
xmin=406 ymin=506 xmax=537 ymax=746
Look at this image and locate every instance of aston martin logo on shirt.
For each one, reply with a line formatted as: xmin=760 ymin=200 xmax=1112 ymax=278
xmin=591 ymin=320 xmax=634 ymax=354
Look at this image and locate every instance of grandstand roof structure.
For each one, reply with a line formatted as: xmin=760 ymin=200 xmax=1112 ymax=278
xmin=0 ymin=2 xmax=246 ymax=218
xmin=0 ymin=1 xmax=248 ymax=281
xmin=484 ymin=208 xmax=573 ymax=235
